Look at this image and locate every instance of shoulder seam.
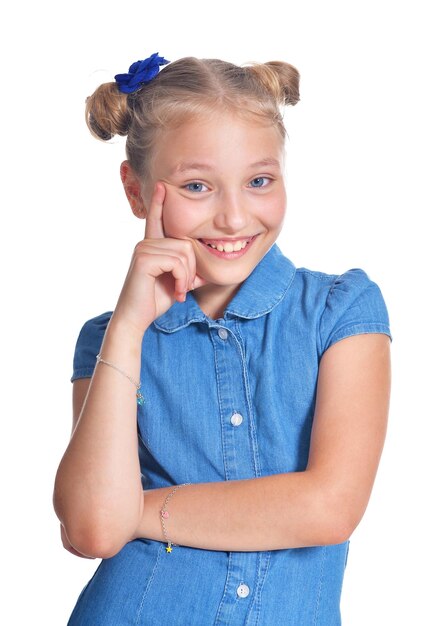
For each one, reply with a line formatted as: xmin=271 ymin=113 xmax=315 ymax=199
xmin=296 ymin=268 xmax=338 ymax=281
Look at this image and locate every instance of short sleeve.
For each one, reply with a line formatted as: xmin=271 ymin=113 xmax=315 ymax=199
xmin=319 ymin=269 xmax=392 ymax=355
xmin=70 ymin=312 xmax=113 ymax=382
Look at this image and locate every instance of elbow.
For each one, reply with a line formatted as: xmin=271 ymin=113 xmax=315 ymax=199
xmin=322 ymin=502 xmax=363 ymax=545
xmin=53 ymin=492 xmax=129 ymax=558
xmin=303 ymin=483 xmax=364 ymax=546
xmin=64 ymin=523 xmax=127 ymax=559
xmin=319 ymin=514 xmax=357 ymax=546
xmin=53 ymin=478 xmax=143 ymax=559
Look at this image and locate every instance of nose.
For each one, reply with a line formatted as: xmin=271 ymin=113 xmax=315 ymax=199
xmin=213 ymin=189 xmax=249 ymax=232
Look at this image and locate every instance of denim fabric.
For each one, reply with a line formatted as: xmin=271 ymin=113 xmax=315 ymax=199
xmin=68 ymin=244 xmax=392 ymax=625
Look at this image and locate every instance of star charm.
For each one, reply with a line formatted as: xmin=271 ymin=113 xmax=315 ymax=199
xmin=166 ymin=544 xmax=173 ymax=553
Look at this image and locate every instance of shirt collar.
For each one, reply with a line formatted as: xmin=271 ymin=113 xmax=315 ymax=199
xmin=153 ymin=243 xmax=296 ymax=333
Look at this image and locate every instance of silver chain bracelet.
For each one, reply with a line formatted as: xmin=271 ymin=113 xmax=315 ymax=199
xmin=96 ymin=354 xmax=144 ymax=405
xmin=160 ymin=483 xmax=191 ymax=553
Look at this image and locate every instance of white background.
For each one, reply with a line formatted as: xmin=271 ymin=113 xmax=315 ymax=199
xmin=1 ymin=1 xmax=446 ymax=624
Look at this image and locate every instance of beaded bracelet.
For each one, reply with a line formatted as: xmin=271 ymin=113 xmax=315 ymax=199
xmin=96 ymin=354 xmax=144 ymax=405
xmin=160 ymin=483 xmax=191 ymax=553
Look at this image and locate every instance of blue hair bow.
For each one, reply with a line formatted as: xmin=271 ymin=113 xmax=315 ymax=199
xmin=115 ymin=53 xmax=170 ymax=94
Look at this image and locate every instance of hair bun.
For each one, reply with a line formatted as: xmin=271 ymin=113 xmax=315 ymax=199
xmin=85 ymin=82 xmax=131 ymax=141
xmin=249 ymin=61 xmax=300 ymax=106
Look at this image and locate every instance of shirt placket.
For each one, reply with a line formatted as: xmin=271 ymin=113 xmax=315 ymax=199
xmin=208 ymin=319 xmax=270 ymax=626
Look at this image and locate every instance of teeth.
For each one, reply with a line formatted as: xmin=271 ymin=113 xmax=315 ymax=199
xmin=205 ymin=239 xmax=251 ymax=253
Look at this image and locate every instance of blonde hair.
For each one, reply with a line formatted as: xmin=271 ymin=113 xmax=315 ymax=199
xmin=85 ymin=56 xmax=300 ymax=179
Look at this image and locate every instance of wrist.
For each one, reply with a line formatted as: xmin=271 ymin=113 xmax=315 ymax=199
xmin=132 ymin=488 xmax=174 ymax=543
xmin=105 ymin=314 xmax=146 ymax=347
xmin=95 ymin=316 xmax=145 ymax=386
xmin=159 ymin=483 xmax=191 ymax=552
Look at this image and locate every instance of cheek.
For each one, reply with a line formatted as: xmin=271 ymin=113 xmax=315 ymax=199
xmin=258 ymin=191 xmax=287 ymax=229
xmin=161 ymin=194 xmax=196 ymax=238
xmin=271 ymin=203 xmax=287 ymax=227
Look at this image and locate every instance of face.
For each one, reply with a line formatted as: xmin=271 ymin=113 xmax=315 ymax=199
xmin=141 ymin=112 xmax=286 ymax=294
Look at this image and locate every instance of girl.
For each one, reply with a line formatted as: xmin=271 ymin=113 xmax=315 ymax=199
xmin=53 ymin=53 xmax=392 ymax=625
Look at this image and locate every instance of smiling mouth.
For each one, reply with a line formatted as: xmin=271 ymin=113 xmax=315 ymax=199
xmin=199 ymin=236 xmax=255 ymax=253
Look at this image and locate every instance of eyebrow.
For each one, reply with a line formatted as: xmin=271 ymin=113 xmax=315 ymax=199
xmin=171 ymin=158 xmax=281 ymax=175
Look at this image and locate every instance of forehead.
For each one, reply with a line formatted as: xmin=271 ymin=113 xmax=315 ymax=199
xmin=154 ymin=112 xmax=284 ymax=175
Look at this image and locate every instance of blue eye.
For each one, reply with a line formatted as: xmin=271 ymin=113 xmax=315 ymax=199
xmin=185 ymin=182 xmax=208 ymax=193
xmin=249 ymin=177 xmax=270 ymax=188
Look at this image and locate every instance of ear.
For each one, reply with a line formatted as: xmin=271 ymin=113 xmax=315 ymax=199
xmin=120 ymin=160 xmax=146 ymax=219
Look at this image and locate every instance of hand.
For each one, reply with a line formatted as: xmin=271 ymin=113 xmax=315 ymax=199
xmin=111 ymin=182 xmax=208 ymax=336
xmin=60 ymin=523 xmax=96 ymax=559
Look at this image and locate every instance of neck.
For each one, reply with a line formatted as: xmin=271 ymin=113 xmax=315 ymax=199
xmin=193 ymin=283 xmax=242 ymax=320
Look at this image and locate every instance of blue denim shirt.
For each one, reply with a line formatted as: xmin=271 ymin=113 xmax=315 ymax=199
xmin=68 ymin=244 xmax=392 ymax=626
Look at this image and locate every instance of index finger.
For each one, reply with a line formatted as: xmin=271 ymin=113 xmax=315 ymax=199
xmin=145 ymin=182 xmax=166 ymax=239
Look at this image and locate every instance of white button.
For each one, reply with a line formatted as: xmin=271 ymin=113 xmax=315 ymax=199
xmin=231 ymin=413 xmax=243 ymax=426
xmin=237 ymin=583 xmax=250 ymax=598
xmin=218 ymin=328 xmax=228 ymax=340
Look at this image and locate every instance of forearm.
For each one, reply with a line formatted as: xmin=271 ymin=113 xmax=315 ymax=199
xmin=133 ymin=472 xmax=351 ymax=552
xmin=53 ymin=317 xmax=145 ymax=554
